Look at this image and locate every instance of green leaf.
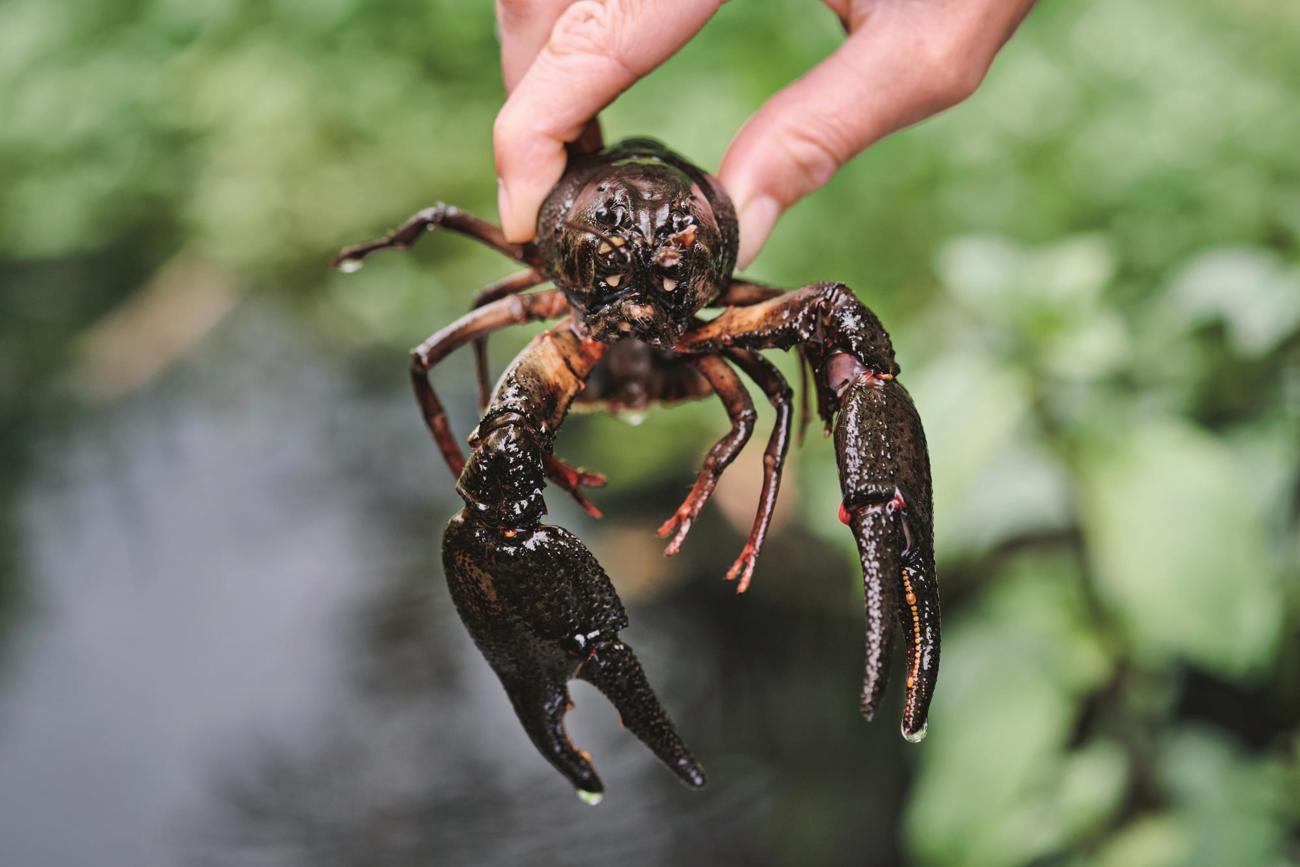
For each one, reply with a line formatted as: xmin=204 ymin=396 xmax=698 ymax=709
xmin=907 ymin=349 xmax=1070 ymax=559
xmin=1161 ymin=248 xmax=1300 ymax=355
xmin=1090 ymin=815 xmax=1188 ymax=867
xmin=1158 ymin=727 xmax=1292 ymax=867
xmin=1078 ymin=419 xmax=1284 ymax=676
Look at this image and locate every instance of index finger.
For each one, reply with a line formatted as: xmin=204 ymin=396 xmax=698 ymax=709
xmin=493 ymin=0 xmax=724 ymax=242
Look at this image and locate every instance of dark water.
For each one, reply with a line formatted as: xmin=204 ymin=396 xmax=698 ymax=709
xmin=0 ymin=307 xmax=909 ymax=867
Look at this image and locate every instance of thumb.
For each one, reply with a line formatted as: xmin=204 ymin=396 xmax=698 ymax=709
xmin=494 ymin=0 xmax=723 ymax=242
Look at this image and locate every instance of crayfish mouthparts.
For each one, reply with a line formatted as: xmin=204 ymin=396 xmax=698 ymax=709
xmin=336 ymin=137 xmax=940 ymax=797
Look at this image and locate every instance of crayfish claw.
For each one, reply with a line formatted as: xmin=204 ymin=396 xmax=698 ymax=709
xmin=833 ymin=363 xmax=940 ymax=740
xmin=502 ymin=671 xmax=605 ymax=798
xmin=443 ymin=510 xmax=702 ymax=797
xmin=841 ymin=504 xmax=901 ymax=721
xmin=579 ymin=641 xmax=706 ymax=789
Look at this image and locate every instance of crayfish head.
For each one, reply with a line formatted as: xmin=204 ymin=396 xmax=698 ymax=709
xmin=546 ymin=156 xmax=730 ymax=346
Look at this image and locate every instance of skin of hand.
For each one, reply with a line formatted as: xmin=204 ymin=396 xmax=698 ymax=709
xmin=493 ymin=0 xmax=1036 ymax=268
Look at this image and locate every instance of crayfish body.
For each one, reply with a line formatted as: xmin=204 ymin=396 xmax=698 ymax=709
xmin=332 ymin=139 xmax=938 ymax=801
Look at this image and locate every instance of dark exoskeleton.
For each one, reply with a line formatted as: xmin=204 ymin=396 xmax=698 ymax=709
xmin=332 ymin=139 xmax=938 ymax=802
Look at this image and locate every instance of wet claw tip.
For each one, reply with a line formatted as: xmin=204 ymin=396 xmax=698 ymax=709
xmin=901 ymin=720 xmax=929 ymax=744
xmin=675 ymin=758 xmax=707 ymax=789
xmin=576 ymin=789 xmax=605 ymax=806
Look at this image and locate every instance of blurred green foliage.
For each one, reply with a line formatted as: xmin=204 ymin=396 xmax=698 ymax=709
xmin=2 ymin=0 xmax=1297 ymax=865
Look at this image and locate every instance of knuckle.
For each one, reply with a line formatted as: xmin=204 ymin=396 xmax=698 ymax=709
xmin=916 ymin=32 xmax=986 ymax=106
xmin=933 ymin=62 xmax=984 ymax=107
xmin=492 ymin=108 xmax=516 ymax=147
xmin=772 ymin=122 xmax=852 ymax=200
xmin=492 ymin=107 xmax=531 ymax=165
xmin=491 ymin=126 xmax=514 ymax=176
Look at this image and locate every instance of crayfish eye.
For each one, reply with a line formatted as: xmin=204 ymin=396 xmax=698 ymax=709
xmin=561 ymin=630 xmax=605 ymax=657
xmin=560 ymin=633 xmax=587 ymax=656
xmin=594 ymin=194 xmax=628 ymax=229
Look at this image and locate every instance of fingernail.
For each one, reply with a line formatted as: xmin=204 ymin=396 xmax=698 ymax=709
xmin=735 ymin=195 xmax=780 ymax=269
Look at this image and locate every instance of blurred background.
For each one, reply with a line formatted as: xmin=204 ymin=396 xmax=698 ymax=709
xmin=1 ymin=1 xmax=1297 ymax=865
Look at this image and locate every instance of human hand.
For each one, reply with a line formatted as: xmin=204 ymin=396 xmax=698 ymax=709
xmin=493 ymin=0 xmax=1034 ymax=268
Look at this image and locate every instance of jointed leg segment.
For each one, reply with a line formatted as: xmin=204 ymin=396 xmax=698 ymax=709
xmin=657 ymin=355 xmax=757 ymax=555
xmin=469 ymin=268 xmax=548 ymax=408
xmin=410 ymin=294 xmax=606 ymax=515
xmin=333 ymin=208 xmax=553 ymax=411
xmin=406 ymin=292 xmax=604 ymax=522
xmin=331 ymin=204 xmax=542 ymax=270
xmin=653 ymin=350 xmax=792 ymax=593
xmin=723 ymin=349 xmax=793 ymax=593
xmin=409 ymin=290 xmax=568 ymax=477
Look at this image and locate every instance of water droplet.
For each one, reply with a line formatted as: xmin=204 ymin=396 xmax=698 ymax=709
xmin=576 ymin=789 xmax=604 ymax=806
xmin=902 ymin=721 xmax=928 ymax=744
xmin=336 ymin=257 xmax=364 ymax=274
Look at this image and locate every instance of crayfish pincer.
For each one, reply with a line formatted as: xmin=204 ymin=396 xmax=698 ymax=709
xmin=332 ymin=138 xmax=939 ymax=801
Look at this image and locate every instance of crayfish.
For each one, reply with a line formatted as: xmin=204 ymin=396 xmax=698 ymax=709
xmin=332 ymin=139 xmax=938 ymax=802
